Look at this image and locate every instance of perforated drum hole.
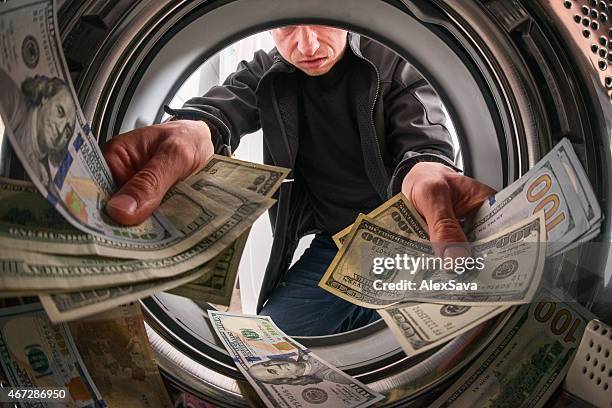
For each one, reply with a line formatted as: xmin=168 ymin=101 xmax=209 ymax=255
xmin=605 ymin=349 xmax=610 ymax=357
xmin=591 ymin=8 xmax=599 ymax=17
xmin=599 ymin=59 xmax=607 ymax=69
xmin=599 ymin=48 xmax=607 ymax=57
xmin=584 ymin=29 xmax=592 ymax=37
xmin=583 ymin=366 xmax=588 ymax=374
xmin=591 ymin=0 xmax=598 ymax=7
xmin=600 ymin=12 xmax=608 ymax=21
xmin=587 ymin=353 xmax=592 ymax=361
xmin=583 ymin=5 xmax=591 ymax=14
xmin=602 ymin=328 xmax=609 ymax=335
xmin=590 ymin=339 xmax=595 ymax=347
xmin=601 ymin=364 xmax=606 ymax=372
xmin=590 ymin=372 xmax=595 ymax=379
xmin=565 ymin=0 xmax=573 ymax=8
xmin=591 ymin=20 xmax=600 ymax=29
xmin=594 ymin=358 xmax=599 ymax=367
xmin=583 ymin=17 xmax=591 ymax=26
xmin=597 ymin=345 xmax=603 ymax=352
xmin=600 ymin=36 xmax=608 ymax=45
xmin=608 ymin=369 xmax=612 ymax=377
xmin=599 ymin=0 xmax=607 ymax=10
xmin=595 ymin=324 xmax=601 ymax=331
xmin=604 ymin=383 xmax=609 ymax=391
xmin=596 ymin=377 xmax=602 ymax=385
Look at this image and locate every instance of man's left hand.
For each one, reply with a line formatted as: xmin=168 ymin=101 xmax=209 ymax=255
xmin=401 ymin=162 xmax=496 ymax=259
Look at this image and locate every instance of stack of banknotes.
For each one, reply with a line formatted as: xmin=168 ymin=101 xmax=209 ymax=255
xmin=321 ymin=138 xmax=602 ymax=360
xmin=0 ymin=0 xmax=289 ymax=323
xmin=313 ymin=138 xmax=601 ymax=407
xmin=0 ymin=301 xmax=176 ymax=407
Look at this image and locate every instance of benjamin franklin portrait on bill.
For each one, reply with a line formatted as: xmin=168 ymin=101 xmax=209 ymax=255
xmin=247 ymin=349 xmax=354 ymax=386
xmin=0 ymin=67 xmax=76 ymax=189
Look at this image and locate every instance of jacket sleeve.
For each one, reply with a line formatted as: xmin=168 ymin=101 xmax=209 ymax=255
xmin=383 ymin=60 xmax=460 ymax=197
xmin=164 ymin=50 xmax=271 ymax=155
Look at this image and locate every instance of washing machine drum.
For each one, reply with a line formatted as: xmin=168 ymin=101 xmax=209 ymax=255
xmin=46 ymin=0 xmax=612 ymax=406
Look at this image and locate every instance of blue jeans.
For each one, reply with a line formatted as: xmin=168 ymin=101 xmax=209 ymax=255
xmin=259 ymin=234 xmax=379 ymax=336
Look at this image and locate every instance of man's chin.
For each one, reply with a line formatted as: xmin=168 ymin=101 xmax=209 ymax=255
xmin=299 ymin=66 xmax=332 ymax=77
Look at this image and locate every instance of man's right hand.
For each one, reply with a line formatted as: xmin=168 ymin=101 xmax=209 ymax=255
xmin=103 ymin=120 xmax=214 ymax=226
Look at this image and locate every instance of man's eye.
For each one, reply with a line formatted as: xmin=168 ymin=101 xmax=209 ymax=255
xmin=267 ymin=369 xmax=277 ymax=375
xmin=57 ymin=105 xmax=65 ymax=117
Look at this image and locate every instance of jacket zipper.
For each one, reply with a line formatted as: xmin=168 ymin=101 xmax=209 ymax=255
xmin=350 ymin=40 xmax=390 ymax=195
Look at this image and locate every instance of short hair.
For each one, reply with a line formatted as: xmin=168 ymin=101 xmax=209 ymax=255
xmin=21 ymin=75 xmax=68 ymax=106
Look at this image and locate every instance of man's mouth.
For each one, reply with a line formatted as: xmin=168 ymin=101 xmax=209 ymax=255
xmin=299 ymin=57 xmax=327 ymax=69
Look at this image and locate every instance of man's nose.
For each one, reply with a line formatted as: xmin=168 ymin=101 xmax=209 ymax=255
xmin=296 ymin=26 xmax=320 ymax=57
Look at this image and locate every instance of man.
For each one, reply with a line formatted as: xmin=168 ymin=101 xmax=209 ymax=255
xmin=103 ymin=26 xmax=495 ymax=335
xmin=0 ymin=68 xmax=76 ymax=190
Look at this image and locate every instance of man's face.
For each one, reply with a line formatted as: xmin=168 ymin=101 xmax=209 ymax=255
xmin=270 ymin=25 xmax=348 ymax=76
xmin=36 ymin=86 xmax=76 ymax=155
xmin=249 ymin=360 xmax=306 ymax=382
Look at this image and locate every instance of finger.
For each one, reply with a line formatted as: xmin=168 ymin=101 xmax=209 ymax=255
xmin=427 ymin=207 xmax=470 ymax=261
xmin=105 ymin=150 xmax=184 ymax=225
xmin=411 ymin=182 xmax=470 ymax=260
xmin=103 ymin=127 xmax=161 ymax=187
xmin=453 ymin=177 xmax=497 ymax=218
xmin=103 ymin=140 xmax=139 ymax=186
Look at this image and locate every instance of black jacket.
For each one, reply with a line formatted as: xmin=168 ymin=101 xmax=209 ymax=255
xmin=166 ymin=33 xmax=456 ymax=312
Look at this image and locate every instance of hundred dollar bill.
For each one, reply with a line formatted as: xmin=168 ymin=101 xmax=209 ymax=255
xmin=468 ymin=138 xmax=599 ymax=255
xmin=38 ymin=262 xmax=215 ymax=322
xmin=319 ymin=212 xmax=546 ymax=308
xmin=68 ymin=303 xmax=173 ymax=408
xmin=35 ymin=157 xmax=287 ymax=319
xmin=208 ymin=311 xmax=384 ymax=408
xmin=333 ymin=193 xmax=429 ymax=248
xmin=379 ymin=303 xmax=508 ymax=358
xmin=0 ymin=303 xmax=105 ymax=407
xmin=553 ymin=140 xmax=601 ymax=227
xmin=196 ymin=154 xmax=290 ymax=196
xmin=0 ymin=155 xmax=289 ymax=261
xmin=431 ymin=292 xmax=589 ymax=408
xmin=168 ymin=235 xmax=246 ymax=305
xmin=0 ymin=0 xmax=229 ymax=257
xmin=0 ymin=182 xmax=275 ymax=291
xmin=0 ymin=176 xmax=242 ymax=259
xmin=169 ymin=157 xmax=289 ymax=305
